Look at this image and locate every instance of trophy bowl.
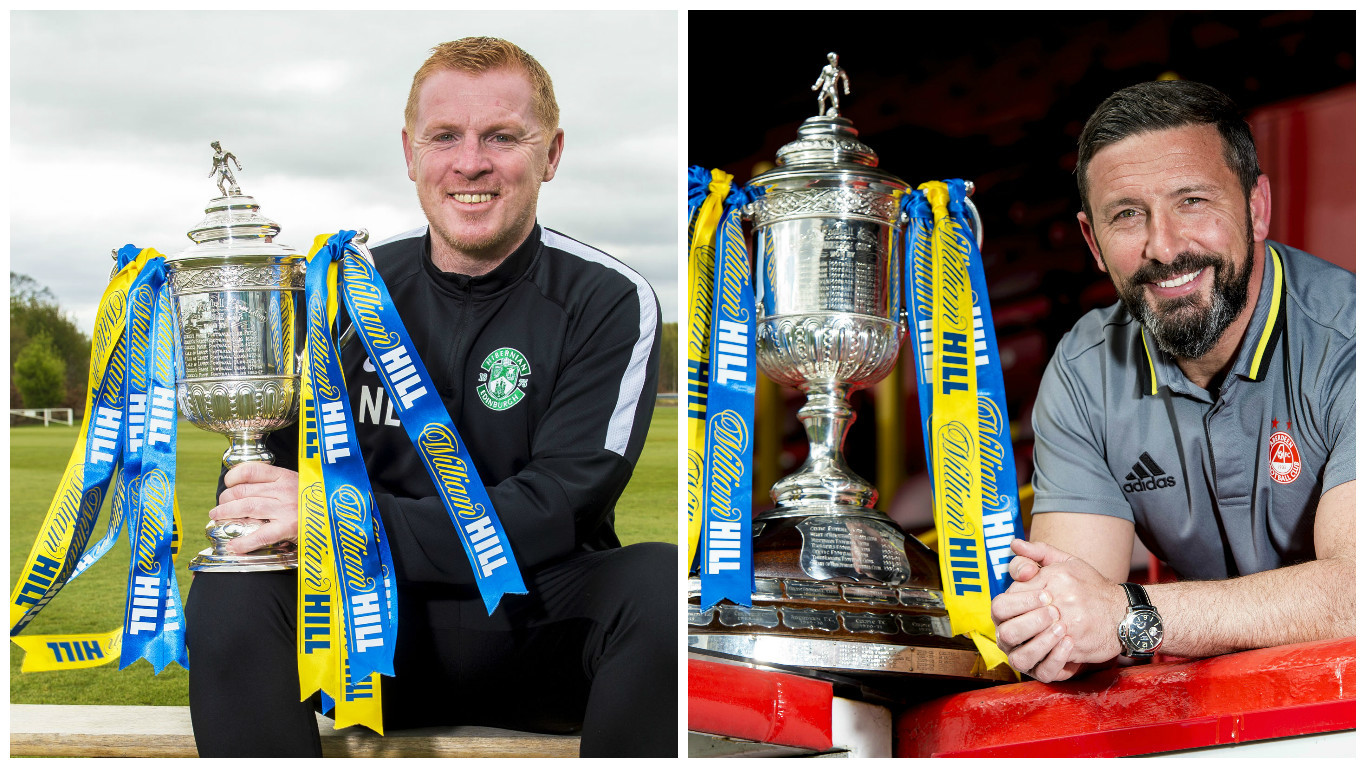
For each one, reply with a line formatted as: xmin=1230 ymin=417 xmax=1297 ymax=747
xmin=689 ymin=112 xmax=1011 ymax=685
xmin=167 ymin=156 xmax=307 ymax=572
xmin=757 ymin=313 xmax=902 ymax=510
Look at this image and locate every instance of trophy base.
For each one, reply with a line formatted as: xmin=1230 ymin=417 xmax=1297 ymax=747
xmin=688 ymin=633 xmax=1014 ymax=682
xmin=190 ymin=517 xmax=297 ymax=572
xmin=687 ymin=505 xmax=1012 ymax=684
xmin=190 ymin=546 xmax=298 ymax=572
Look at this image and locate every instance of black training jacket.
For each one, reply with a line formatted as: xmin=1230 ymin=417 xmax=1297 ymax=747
xmin=251 ymin=223 xmax=662 ymax=591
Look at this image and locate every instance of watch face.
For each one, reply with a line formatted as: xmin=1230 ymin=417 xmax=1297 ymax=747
xmin=1121 ymin=609 xmax=1163 ymax=653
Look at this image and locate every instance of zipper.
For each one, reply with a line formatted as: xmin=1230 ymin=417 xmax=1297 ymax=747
xmin=451 ymin=279 xmax=471 ymax=413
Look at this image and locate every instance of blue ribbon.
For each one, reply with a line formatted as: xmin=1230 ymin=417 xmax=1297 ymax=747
xmin=68 ymin=245 xmax=148 ymax=584
xmin=121 ymin=257 xmax=188 ymax=672
xmin=67 ymin=318 xmax=128 ymax=575
xmin=305 ymin=234 xmax=396 ymax=682
xmin=903 ymin=191 xmax=936 ymax=468
xmin=332 ymin=232 xmax=527 ymax=615
xmin=699 ymin=185 xmax=763 ymax=608
xmin=903 ymin=182 xmax=1023 ymax=598
xmin=687 ymin=165 xmax=713 ymax=214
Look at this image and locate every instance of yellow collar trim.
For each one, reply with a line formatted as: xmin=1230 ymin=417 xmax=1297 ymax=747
xmin=1247 ymin=245 xmax=1284 ymax=379
xmin=1140 ymin=328 xmax=1158 ymax=396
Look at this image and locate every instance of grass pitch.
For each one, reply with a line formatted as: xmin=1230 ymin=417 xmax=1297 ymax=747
xmin=10 ymin=405 xmax=677 ymax=705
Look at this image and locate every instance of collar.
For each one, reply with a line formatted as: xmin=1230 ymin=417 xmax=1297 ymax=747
xmin=1136 ymin=244 xmax=1286 ymax=397
xmin=421 ymin=222 xmax=541 ymax=298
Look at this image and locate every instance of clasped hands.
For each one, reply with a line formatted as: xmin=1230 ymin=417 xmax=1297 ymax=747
xmin=209 ymin=463 xmax=300 ymax=556
xmin=990 ymin=539 xmax=1128 ymax=682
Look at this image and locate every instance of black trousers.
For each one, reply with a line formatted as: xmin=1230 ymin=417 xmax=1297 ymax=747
xmin=185 ymin=542 xmax=676 ymax=757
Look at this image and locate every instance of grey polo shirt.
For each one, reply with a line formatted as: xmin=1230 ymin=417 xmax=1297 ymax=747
xmin=1031 ymin=241 xmax=1355 ymax=579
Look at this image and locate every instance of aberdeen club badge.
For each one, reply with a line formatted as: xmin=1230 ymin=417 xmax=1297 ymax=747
xmin=477 ymin=347 xmax=530 ymax=411
xmin=1268 ymin=431 xmax=1301 ymax=484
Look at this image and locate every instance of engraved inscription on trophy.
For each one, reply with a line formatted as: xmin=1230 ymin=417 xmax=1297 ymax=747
xmin=180 ymin=297 xmax=273 ymax=377
xmin=837 ymin=642 xmax=898 ymax=670
xmin=717 ymin=604 xmax=781 ymax=629
xmin=817 ymin=220 xmax=879 ymax=313
xmin=754 ymin=578 xmax=784 ymax=600
xmin=930 ymin=614 xmax=952 ymax=637
xmin=819 ymin=221 xmax=855 ymax=309
xmin=784 ymin=580 xmax=843 ymax=602
xmin=898 ymin=614 xmax=952 ymax=638
xmin=843 ymin=612 xmax=898 ymax=635
xmin=687 ymin=604 xmax=715 ymax=627
xmin=899 ymin=587 xmax=945 ymax=609
xmin=781 ymin=608 xmax=840 ymax=632
xmin=854 ymin=226 xmax=878 ymax=305
xmin=900 ymin=614 xmax=933 ymax=636
xmin=797 ymin=518 xmax=911 ymax=584
xmin=842 ymin=584 xmax=901 ymax=606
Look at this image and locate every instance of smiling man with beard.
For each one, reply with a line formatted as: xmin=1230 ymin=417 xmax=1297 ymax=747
xmin=987 ymin=80 xmax=1355 ymax=682
xmin=1112 ymin=207 xmax=1254 ymax=362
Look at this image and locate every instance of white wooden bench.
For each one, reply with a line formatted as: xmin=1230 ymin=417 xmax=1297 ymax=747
xmin=10 ymin=704 xmax=580 ymax=758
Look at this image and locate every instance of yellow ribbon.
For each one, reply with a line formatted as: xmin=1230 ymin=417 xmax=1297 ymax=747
xmin=296 ymin=235 xmax=383 ymax=733
xmin=12 ymin=628 xmax=123 ymax=672
xmin=921 ymin=182 xmax=1007 ymax=669
xmin=686 ymin=170 xmax=732 ymax=571
xmin=332 ymin=652 xmax=384 ymax=734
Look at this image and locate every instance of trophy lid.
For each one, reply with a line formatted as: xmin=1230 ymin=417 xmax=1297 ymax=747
xmin=773 ymin=116 xmax=880 ymax=169
xmin=750 ymin=55 xmax=907 ymax=191
xmin=169 ymin=142 xmax=301 ymax=267
xmin=185 ymin=195 xmax=283 ymax=245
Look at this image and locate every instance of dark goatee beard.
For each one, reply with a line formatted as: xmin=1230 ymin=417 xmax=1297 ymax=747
xmin=1114 ymin=229 xmax=1255 ymax=361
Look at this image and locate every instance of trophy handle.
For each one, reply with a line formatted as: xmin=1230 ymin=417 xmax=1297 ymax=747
xmin=335 ymin=229 xmax=374 ymax=352
xmin=963 ymin=180 xmax=984 ymax=248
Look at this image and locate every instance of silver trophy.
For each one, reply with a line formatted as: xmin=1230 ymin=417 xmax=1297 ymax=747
xmin=166 ymin=142 xmax=306 ymax=572
xmin=689 ymin=59 xmax=1008 ymax=683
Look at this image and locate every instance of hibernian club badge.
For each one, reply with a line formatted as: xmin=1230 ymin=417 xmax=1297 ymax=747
xmin=477 ymin=347 xmax=530 ymax=411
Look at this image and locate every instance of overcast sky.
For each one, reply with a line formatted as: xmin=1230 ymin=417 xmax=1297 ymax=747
xmin=9 ymin=10 xmax=679 ymax=332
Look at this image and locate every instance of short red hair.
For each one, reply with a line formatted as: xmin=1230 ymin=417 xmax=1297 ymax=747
xmin=405 ymin=37 xmax=559 ymax=134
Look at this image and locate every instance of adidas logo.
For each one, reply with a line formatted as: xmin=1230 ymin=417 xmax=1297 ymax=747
xmin=1122 ymin=452 xmax=1176 ymax=493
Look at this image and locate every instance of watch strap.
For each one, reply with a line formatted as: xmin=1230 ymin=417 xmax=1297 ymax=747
xmin=1121 ymin=581 xmax=1152 ymax=609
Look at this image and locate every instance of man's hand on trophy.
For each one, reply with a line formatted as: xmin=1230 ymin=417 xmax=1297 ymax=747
xmin=212 ymin=462 xmax=300 ymax=555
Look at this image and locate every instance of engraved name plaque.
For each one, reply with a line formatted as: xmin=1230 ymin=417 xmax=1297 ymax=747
xmin=798 ymin=518 xmax=912 ymax=583
xmin=782 ymin=608 xmax=841 ymax=633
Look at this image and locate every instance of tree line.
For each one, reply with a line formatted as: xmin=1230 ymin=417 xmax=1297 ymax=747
xmin=10 ymin=273 xmax=90 ymax=415
xmin=658 ymin=322 xmax=677 ymax=394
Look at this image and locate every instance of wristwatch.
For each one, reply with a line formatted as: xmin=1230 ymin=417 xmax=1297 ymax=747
xmin=1116 ymin=582 xmax=1163 ymax=658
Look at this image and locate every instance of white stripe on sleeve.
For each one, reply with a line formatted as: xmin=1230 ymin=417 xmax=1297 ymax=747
xmin=541 ymin=229 xmax=658 ymax=456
